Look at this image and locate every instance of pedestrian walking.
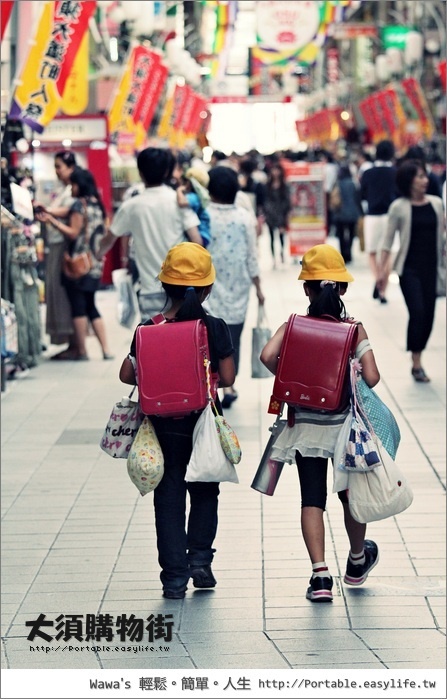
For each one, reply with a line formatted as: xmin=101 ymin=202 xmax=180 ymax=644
xmin=378 ymin=159 xmax=446 ymax=383
xmin=260 ymin=244 xmax=381 ymax=603
xmin=264 ymin=162 xmax=291 ymax=267
xmin=331 ymin=165 xmax=363 ymax=264
xmin=360 ymin=140 xmax=399 ymax=304
xmin=118 ymin=243 xmax=235 ymax=599
xmin=97 ymin=147 xmax=202 ymax=322
xmin=204 ymin=166 xmax=265 ymax=409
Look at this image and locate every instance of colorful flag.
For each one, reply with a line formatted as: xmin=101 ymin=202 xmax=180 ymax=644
xmin=1 ymin=0 xmax=15 ymax=41
xmin=60 ymin=30 xmax=89 ymax=115
xmin=9 ymin=1 xmax=96 ymax=132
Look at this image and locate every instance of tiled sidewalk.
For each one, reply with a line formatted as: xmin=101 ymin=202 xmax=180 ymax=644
xmin=1 ymin=235 xmax=445 ymax=672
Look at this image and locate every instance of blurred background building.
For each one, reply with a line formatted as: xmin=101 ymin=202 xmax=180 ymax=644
xmin=1 ymin=0 xmax=446 ymax=209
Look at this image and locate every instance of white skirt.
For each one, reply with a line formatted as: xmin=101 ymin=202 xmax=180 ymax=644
xmin=270 ymin=408 xmax=349 ymax=462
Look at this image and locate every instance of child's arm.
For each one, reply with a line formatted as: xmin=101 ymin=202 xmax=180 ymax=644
xmin=260 ymin=323 xmax=287 ymax=375
xmin=119 ymin=355 xmax=136 ymax=385
xmin=176 ymin=185 xmax=189 ymax=208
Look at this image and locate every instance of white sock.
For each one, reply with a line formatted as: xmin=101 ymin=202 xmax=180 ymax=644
xmin=349 ymin=549 xmax=366 ymax=567
xmin=312 ymin=561 xmax=330 ymax=579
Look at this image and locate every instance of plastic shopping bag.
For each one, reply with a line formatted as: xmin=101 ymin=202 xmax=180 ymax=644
xmin=185 ymin=405 xmax=239 ymax=483
xmin=112 ymin=269 xmax=139 ymax=329
xmin=251 ymin=304 xmax=271 ymax=378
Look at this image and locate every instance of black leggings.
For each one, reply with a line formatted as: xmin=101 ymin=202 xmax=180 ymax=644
xmin=267 ymin=225 xmax=285 ymax=256
xmin=64 ymin=282 xmax=101 ymax=321
xmin=399 ymin=267 xmax=437 ymax=352
xmin=295 ymin=451 xmax=348 ymax=509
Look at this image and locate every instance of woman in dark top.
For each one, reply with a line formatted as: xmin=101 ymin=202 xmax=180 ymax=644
xmin=264 ymin=162 xmax=291 ymax=267
xmin=379 ymin=160 xmax=446 ymax=383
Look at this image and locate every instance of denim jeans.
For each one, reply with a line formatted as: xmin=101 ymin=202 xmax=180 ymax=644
xmin=151 ymin=414 xmax=220 ymax=593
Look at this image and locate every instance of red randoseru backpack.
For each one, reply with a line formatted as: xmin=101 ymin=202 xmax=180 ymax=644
xmin=268 ymin=314 xmax=358 ymax=415
xmin=136 ymin=316 xmax=216 ymax=418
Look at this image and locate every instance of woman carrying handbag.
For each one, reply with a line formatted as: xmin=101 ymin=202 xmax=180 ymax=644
xmin=260 ymin=244 xmax=382 ymax=603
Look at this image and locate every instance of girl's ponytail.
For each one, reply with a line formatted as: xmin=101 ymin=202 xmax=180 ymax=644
xmin=306 ymin=280 xmax=348 ymax=320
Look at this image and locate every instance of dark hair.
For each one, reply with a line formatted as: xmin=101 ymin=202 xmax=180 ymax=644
xmin=212 ymin=150 xmax=227 ymax=162
xmin=54 ymin=150 xmax=77 ymax=168
xmin=375 ymin=140 xmax=395 ymax=161
xmin=161 ymin=283 xmax=217 ymax=365
xmin=267 ymin=162 xmax=286 ymax=183
xmin=239 ymin=159 xmax=256 ymax=176
xmin=137 ymin=147 xmax=174 ymax=186
xmin=396 ymin=160 xmax=425 ymax=198
xmin=404 ymin=145 xmax=426 ymax=164
xmin=70 ymin=168 xmax=106 ymax=217
xmin=208 ymin=166 xmax=239 ymax=204
xmin=304 ymin=281 xmax=348 ymax=321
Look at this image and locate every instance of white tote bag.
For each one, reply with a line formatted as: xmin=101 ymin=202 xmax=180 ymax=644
xmin=347 ymin=437 xmax=413 ymax=524
xmin=185 ymin=405 xmax=239 ymax=484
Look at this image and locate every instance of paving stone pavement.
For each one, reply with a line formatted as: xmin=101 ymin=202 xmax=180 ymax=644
xmin=1 ymin=234 xmax=445 ymax=678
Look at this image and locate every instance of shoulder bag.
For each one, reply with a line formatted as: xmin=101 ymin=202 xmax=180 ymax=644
xmin=347 ymin=436 xmax=413 ymax=523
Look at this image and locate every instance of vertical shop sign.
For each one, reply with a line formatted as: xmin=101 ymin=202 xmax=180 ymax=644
xmin=60 ymin=30 xmax=89 ymax=115
xmin=401 ymin=77 xmax=435 ymax=139
xmin=283 ymin=160 xmax=326 ymax=257
xmin=133 ymin=60 xmax=168 ymax=132
xmin=9 ymin=1 xmax=97 ymax=132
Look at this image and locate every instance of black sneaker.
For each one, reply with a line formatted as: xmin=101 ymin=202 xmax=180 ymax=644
xmin=344 ymin=540 xmax=379 ymax=586
xmin=162 ymin=589 xmax=186 ymax=599
xmin=190 ymin=564 xmax=217 ymax=588
xmin=305 ymin=575 xmax=333 ymax=603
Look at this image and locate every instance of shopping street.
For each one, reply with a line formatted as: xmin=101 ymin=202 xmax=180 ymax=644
xmin=1 ymin=234 xmax=445 ymax=683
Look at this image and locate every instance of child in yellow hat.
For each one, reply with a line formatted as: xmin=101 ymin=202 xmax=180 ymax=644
xmin=260 ymin=243 xmax=381 ymax=603
xmin=119 ymin=242 xmax=235 ymax=599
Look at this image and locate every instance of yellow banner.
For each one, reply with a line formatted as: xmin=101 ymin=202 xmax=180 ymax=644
xmin=157 ymin=94 xmax=174 ymax=140
xmin=9 ymin=1 xmax=96 ymax=132
xmin=60 ymin=32 xmax=89 ymax=115
xmin=108 ymin=52 xmax=134 ymax=137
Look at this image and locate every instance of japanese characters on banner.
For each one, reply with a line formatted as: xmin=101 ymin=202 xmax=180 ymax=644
xmin=108 ymin=46 xmax=168 ymax=154
xmin=282 ymin=160 xmax=326 ymax=257
xmin=8 ymin=1 xmax=97 ymax=133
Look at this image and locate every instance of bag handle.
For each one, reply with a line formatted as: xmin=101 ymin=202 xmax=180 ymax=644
xmin=257 ymin=303 xmax=268 ymax=328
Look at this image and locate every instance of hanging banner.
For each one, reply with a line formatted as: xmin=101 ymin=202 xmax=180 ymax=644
xmin=358 ymin=94 xmax=387 ymax=142
xmin=60 ymin=30 xmax=89 ymax=115
xmin=8 ymin=0 xmax=97 ymax=132
xmin=401 ymin=77 xmax=435 ymax=139
xmin=133 ymin=59 xmax=168 ymax=131
xmin=375 ymin=87 xmax=406 ymax=149
xmin=1 ymin=0 xmax=14 ymax=41
xmin=283 ymin=160 xmax=326 ymax=257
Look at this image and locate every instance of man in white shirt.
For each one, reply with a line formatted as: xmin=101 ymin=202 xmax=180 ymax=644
xmin=98 ymin=148 xmax=201 ymax=321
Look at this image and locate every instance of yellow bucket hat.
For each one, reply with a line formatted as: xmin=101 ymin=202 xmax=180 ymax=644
xmin=158 ymin=243 xmax=216 ymax=286
xmin=298 ymin=244 xmax=354 ymax=283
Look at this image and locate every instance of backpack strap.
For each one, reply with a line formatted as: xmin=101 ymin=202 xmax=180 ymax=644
xmin=151 ymin=313 xmax=166 ymax=325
